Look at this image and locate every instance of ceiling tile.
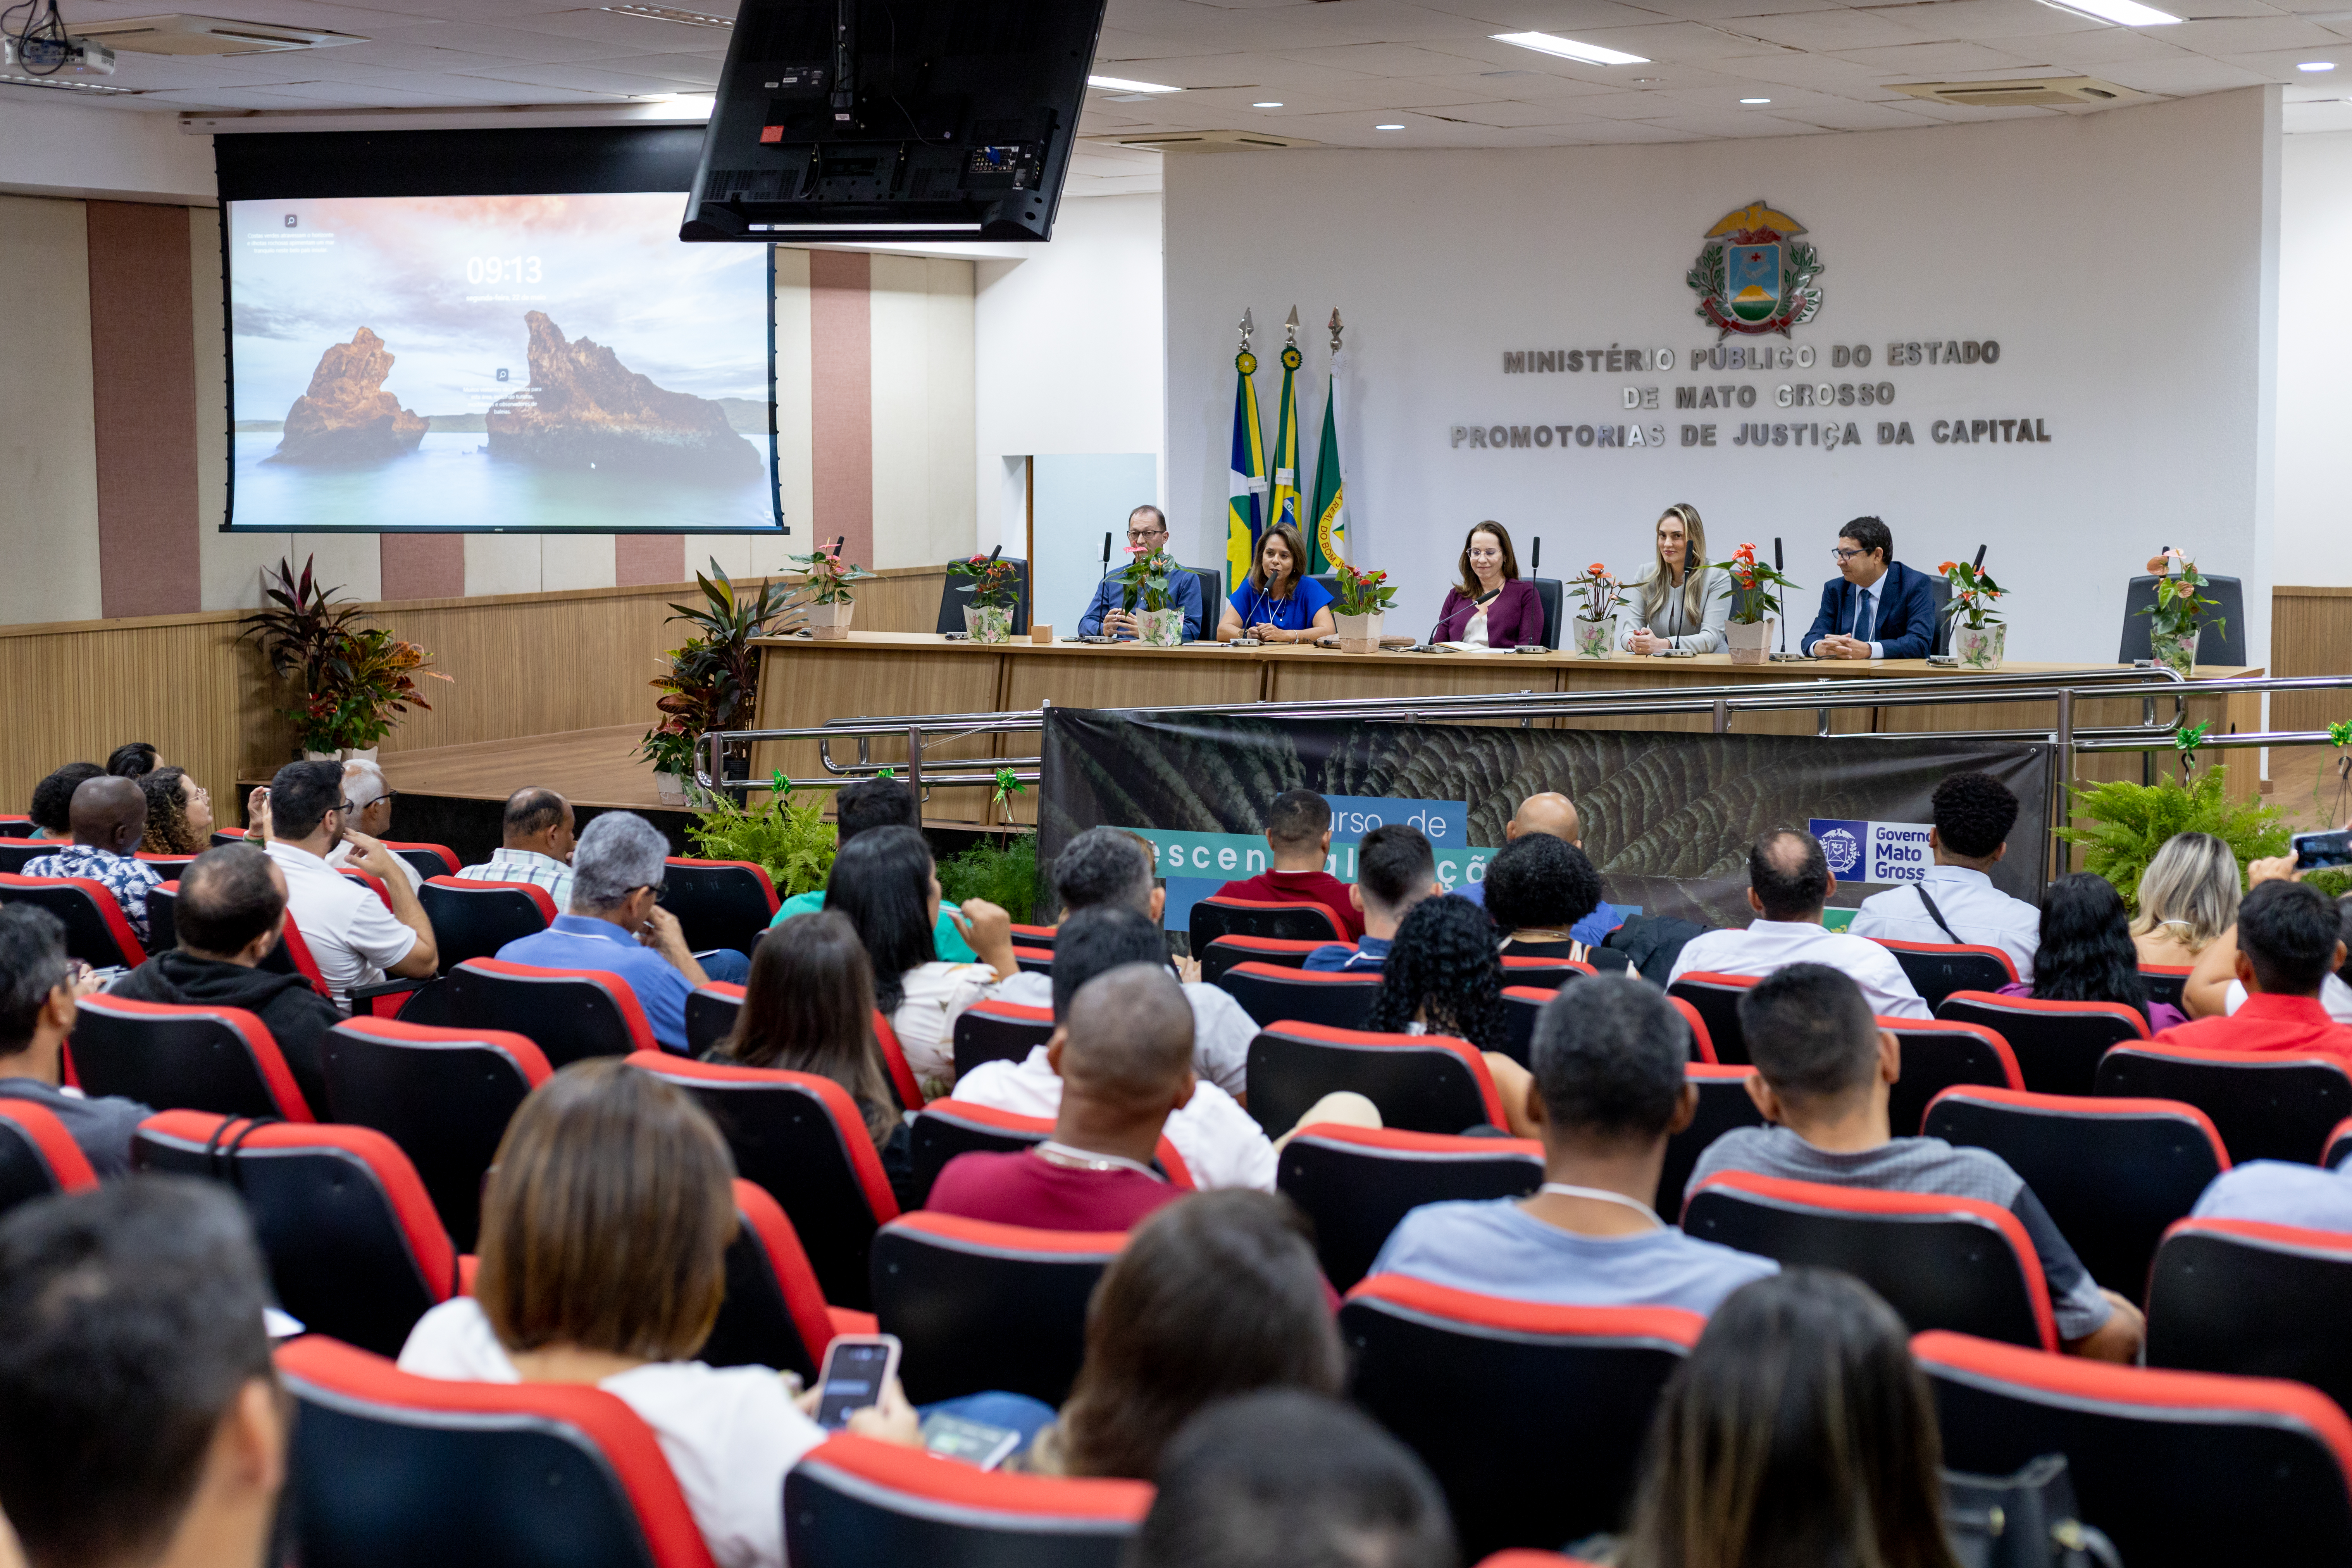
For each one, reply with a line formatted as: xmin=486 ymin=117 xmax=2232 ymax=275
xmin=1827 ymin=38 xmax=2052 ymax=69
xmin=1968 ymin=27 xmax=2194 ymax=63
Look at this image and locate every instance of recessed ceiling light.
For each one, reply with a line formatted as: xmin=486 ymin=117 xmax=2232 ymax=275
xmin=1253 ymin=100 xmax=1284 ymax=107
xmin=1491 ymin=30 xmax=1649 ymax=65
xmin=600 ymin=4 xmax=731 ymax=26
xmin=1375 ymin=122 xmax=1405 ymax=129
xmin=1087 ymin=74 xmax=1180 ymax=93
xmin=2300 ymin=60 xmax=2336 ymax=70
xmin=1740 ymin=96 xmax=1771 ymax=102
xmin=0 ymin=71 xmax=144 ymax=93
xmin=2034 ymin=0 xmax=2181 ymax=25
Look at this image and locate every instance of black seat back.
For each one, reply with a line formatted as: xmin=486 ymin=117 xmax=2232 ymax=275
xmin=1189 ymin=897 xmax=1345 ymax=947
xmin=685 ymin=984 xmax=744 ymax=1056
xmin=441 ymin=960 xmax=650 ymax=1068
xmin=785 ymin=1438 xmax=1142 ymax=1568
xmin=1665 ymin=974 xmax=1752 ymax=1063
xmin=1218 ymin=963 xmax=1383 ymax=1030
xmin=2146 ymin=1219 xmax=2352 ymax=1413
xmin=906 ymin=1101 xmax=1051 ymax=1209
xmin=1199 ymin=936 xmax=1325 ymax=985
xmin=1246 ymin=1024 xmax=1497 ymax=1138
xmin=662 ymin=859 xmax=777 ymax=956
xmin=0 ymin=875 xmax=144 ymax=967
xmin=1883 ymin=1020 xmax=2019 ymax=1136
xmin=2118 ymin=573 xmax=2247 ymax=665
xmin=415 ymin=878 xmax=555 ymax=969
xmin=1876 ymin=942 xmax=2016 ymax=1009
xmin=951 ymin=1000 xmax=1056 ymax=1080
xmin=1935 ymin=992 xmax=2146 ymax=1098
xmin=1657 ymin=1065 xmax=1766 ymax=1216
xmin=2095 ymin=1045 xmax=2352 ymax=1165
xmin=69 ymin=995 xmax=301 ymax=1120
xmin=936 ymin=556 xmax=1030 ymax=634
xmin=871 ymin=1214 xmax=1118 ymax=1405
xmin=1277 ymin=1127 xmax=1541 ymax=1291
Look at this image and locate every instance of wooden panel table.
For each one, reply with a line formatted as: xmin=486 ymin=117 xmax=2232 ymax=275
xmin=751 ymin=631 xmax=2260 ymax=826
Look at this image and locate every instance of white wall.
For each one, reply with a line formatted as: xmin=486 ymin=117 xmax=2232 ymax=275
xmin=0 ymin=194 xmax=102 ymax=626
xmin=1167 ymin=89 xmax=2282 ymax=667
xmin=974 ymin=193 xmax=1166 ymax=553
xmin=2279 ymin=130 xmax=2352 ymax=585
xmin=0 ymin=98 xmax=212 ymax=205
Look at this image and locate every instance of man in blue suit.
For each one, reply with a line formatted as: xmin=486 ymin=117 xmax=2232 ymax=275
xmin=1076 ymin=504 xmax=1206 ymax=641
xmin=1800 ymin=516 xmax=1937 ymax=660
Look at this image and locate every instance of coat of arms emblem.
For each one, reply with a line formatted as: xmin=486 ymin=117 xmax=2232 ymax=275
xmin=1687 ymin=200 xmax=1823 ymax=339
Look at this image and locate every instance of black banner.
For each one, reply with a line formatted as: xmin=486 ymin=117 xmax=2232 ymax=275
xmin=1038 ymin=709 xmax=2050 ymax=932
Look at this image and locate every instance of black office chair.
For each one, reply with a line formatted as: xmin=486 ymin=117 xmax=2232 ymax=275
xmin=2117 ymin=574 xmax=2247 ymax=666
xmin=1927 ymin=575 xmax=1954 ymax=656
xmin=1187 ymin=566 xmax=1222 ymax=627
xmin=935 ymin=557 xmax=1030 ymax=636
xmin=1529 ymin=577 xmax=1563 ymax=650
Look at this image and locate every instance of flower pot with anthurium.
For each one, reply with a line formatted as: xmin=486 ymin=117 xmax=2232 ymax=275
xmin=1563 ymin=563 xmax=1625 ymax=657
xmin=1709 ymin=543 xmax=1801 ymax=664
xmin=950 ymin=554 xmax=1023 ymax=643
xmin=1937 ymin=558 xmax=2007 ymax=670
xmin=1331 ymin=561 xmax=1398 ymax=652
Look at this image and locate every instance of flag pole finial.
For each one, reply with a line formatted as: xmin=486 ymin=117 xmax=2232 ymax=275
xmin=1284 ymin=305 xmax=1299 ymax=345
xmin=1237 ymin=308 xmax=1254 ymax=349
xmin=1327 ymin=309 xmax=1344 ymax=352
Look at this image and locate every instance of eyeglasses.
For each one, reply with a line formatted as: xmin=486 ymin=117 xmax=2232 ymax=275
xmin=1831 ymin=547 xmax=1865 ymax=562
xmin=351 ymin=791 xmax=396 ymax=811
xmin=634 ymin=882 xmax=670 ymax=905
xmin=1125 ymin=527 xmax=1166 ymax=542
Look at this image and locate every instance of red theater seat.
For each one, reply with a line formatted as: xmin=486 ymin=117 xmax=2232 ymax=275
xmin=1199 ymin=934 xmax=1326 ymax=985
xmin=442 ymin=958 xmax=657 ymax=1067
xmin=0 ymin=841 xmax=54 ymax=874
xmin=871 ymin=1010 xmax=925 ymax=1110
xmin=135 ymin=1111 xmax=455 ymax=1356
xmin=681 ymin=980 xmax=745 ymax=1056
xmin=1503 ymin=984 xmax=1718 ymax=1070
xmin=1869 ymin=938 xmax=2019 ymax=1009
xmin=2146 ymin=1218 xmax=2352 ymax=1414
xmin=2330 ymin=1115 xmax=2352 ymax=1169
xmin=2095 ymin=1041 xmax=2352 ymax=1165
xmin=1011 ymin=945 xmax=1052 ymax=976
xmin=381 ymin=841 xmax=461 ymax=880
xmin=1277 ymin=1124 xmax=1543 ymax=1292
xmin=1924 ymin=1086 xmax=2228 ymax=1298
xmin=870 ymin=1213 xmax=1125 ymax=1406
xmin=1880 ymin=1016 xmax=2022 ymax=1136
xmin=662 ymin=857 xmax=779 ymax=956
xmin=2139 ymin=963 xmax=2195 ymax=1012
xmin=69 ymin=995 xmax=312 ymax=1121
xmin=1342 ymin=1275 xmax=1702 ymax=1560
xmin=1936 ymin=991 xmax=2147 ymax=1098
xmin=698 ymin=1179 xmax=843 ymax=1385
xmin=416 ymin=877 xmax=556 ymax=968
xmin=1665 ymin=970 xmax=1758 ymax=1063
xmin=1007 ymin=922 xmax=1057 ymax=948
xmin=0 ymin=872 xmax=146 ymax=969
xmin=908 ymin=1099 xmax=1192 ymax=1209
xmin=1246 ymin=1022 xmax=1508 ymax=1138
xmin=951 ymin=998 xmax=1055 ymax=1080
xmin=1216 ymin=961 xmax=1385 ymax=1030
xmin=1916 ymin=1328 xmax=2352 ymax=1566
xmin=784 ymin=1433 xmax=1149 ymax=1568
xmin=627 ymin=1052 xmax=898 ymax=1310
xmin=1656 ymin=1063 xmax=1765 ymax=1216
xmin=1683 ymin=1171 xmax=2056 ymax=1350
xmin=1188 ymin=895 xmax=1346 ymax=947
xmin=276 ymin=1334 xmax=717 ymax=1568
xmin=0 ymin=1100 xmax=97 ymax=1215
xmin=318 ymin=1018 xmax=551 ymax=1251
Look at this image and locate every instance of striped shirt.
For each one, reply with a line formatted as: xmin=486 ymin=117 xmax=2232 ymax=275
xmin=453 ymin=848 xmax=575 ymax=914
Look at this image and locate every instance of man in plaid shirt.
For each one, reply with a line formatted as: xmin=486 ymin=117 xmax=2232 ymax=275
xmin=24 ymin=775 xmax=162 ymax=949
xmin=451 ymin=787 xmax=576 ymax=912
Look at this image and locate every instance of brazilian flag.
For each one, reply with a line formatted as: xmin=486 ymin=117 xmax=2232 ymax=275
xmin=1266 ymin=343 xmax=1304 ymax=549
xmin=1306 ymin=347 xmax=1347 ymax=573
xmin=1225 ymin=345 xmax=1268 ymax=592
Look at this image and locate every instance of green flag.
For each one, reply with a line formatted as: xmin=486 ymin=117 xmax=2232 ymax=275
xmin=1306 ymin=346 xmax=1347 ymax=572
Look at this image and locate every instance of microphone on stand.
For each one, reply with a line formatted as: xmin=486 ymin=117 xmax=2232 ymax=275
xmin=1973 ymin=544 xmax=1987 ymax=570
xmin=1774 ymin=537 xmax=1787 ymax=656
xmin=1532 ymin=536 xmax=1542 ymax=574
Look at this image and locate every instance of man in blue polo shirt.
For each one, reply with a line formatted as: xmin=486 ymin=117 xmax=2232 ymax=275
xmin=1458 ymin=792 xmax=1623 ymax=946
xmin=495 ymin=810 xmax=747 ymax=1053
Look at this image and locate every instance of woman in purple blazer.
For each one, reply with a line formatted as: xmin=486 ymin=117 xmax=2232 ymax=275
xmin=1433 ymin=521 xmax=1546 ymax=647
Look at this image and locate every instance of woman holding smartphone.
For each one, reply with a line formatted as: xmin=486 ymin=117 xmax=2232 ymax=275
xmin=1432 ymin=521 xmax=1543 ymax=648
xmin=1215 ymin=523 xmax=1335 ymax=644
xmin=1616 ymin=503 xmax=1732 ymax=655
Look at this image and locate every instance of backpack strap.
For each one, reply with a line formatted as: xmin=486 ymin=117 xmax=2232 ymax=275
xmin=1914 ymin=881 xmax=1962 ymax=945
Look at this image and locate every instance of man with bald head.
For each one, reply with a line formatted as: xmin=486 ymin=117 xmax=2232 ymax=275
xmin=23 ymin=775 xmax=163 ymax=949
xmin=1667 ymin=829 xmax=1928 ymax=1018
xmin=1459 ymin=791 xmax=1625 ymax=946
xmin=925 ymin=960 xmax=1199 ymax=1231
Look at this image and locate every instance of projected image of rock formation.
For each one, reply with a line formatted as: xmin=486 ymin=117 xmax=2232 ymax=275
xmin=272 ymin=327 xmax=428 ymax=464
xmin=486 ymin=311 xmax=760 ymax=479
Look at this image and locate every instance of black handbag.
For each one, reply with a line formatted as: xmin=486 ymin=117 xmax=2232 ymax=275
xmin=1945 ymin=1454 xmax=2122 ymax=1568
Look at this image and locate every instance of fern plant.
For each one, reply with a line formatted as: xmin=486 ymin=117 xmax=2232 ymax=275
xmin=2054 ymin=766 xmax=2287 ymax=912
xmin=684 ymin=776 xmax=837 ymax=898
xmin=937 ymin=836 xmax=1038 ymax=924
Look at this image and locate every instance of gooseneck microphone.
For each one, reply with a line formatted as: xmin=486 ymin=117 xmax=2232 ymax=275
xmin=1774 ymin=537 xmax=1787 ymax=656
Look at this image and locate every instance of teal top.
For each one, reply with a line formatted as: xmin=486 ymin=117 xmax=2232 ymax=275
xmin=771 ymin=888 xmax=979 ymax=963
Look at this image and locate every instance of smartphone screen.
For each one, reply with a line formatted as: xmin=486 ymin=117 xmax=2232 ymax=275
xmin=814 ymin=1336 xmax=899 ymax=1430
xmin=2293 ymin=831 xmax=2352 ymax=870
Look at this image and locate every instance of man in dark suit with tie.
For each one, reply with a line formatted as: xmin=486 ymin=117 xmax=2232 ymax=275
xmin=1801 ymin=516 xmax=1937 ymax=660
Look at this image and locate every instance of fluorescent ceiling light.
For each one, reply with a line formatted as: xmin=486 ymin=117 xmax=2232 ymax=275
xmin=601 ymin=4 xmax=731 ymax=26
xmin=1740 ymin=96 xmax=1771 ymax=102
xmin=1087 ymin=74 xmax=1180 ymax=93
xmin=2036 ymin=0 xmax=2180 ymax=24
xmin=1375 ymin=122 xmax=1404 ymax=129
xmin=2300 ymin=59 xmax=2337 ymax=70
xmin=1253 ymin=100 xmax=1283 ymax=107
xmin=1491 ymin=31 xmax=1649 ymax=65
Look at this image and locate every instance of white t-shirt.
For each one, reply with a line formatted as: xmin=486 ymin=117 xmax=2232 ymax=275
xmin=1668 ymin=917 xmax=1931 ymax=1019
xmin=891 ymin=960 xmax=1001 ymax=1093
xmin=2223 ymin=971 xmax=2352 ymax=1023
xmin=325 ymin=839 xmax=425 ymax=895
xmin=1849 ymin=865 xmax=2044 ymax=983
xmin=952 ymin=1043 xmax=1278 ymax=1191
xmin=265 ymin=840 xmax=419 ymax=1007
xmin=398 ymin=1298 xmax=823 ymax=1568
xmin=991 ymin=970 xmax=1257 ymax=1098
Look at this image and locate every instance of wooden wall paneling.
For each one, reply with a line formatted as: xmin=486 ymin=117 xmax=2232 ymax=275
xmin=2272 ymin=588 xmax=2352 ymax=737
xmin=0 ymin=612 xmax=246 ymax=814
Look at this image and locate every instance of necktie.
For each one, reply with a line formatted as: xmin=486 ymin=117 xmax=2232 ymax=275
xmin=1855 ymin=588 xmax=1875 ymax=645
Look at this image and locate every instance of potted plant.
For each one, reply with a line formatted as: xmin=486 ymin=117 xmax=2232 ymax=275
xmin=239 ymin=557 xmax=448 ymax=759
xmin=1710 ymin=543 xmax=1801 ymax=664
xmin=1330 ymin=560 xmax=1398 ymax=653
xmin=686 ymin=772 xmax=838 ymax=893
xmin=1936 ymin=558 xmax=2007 ymax=670
xmin=788 ymin=544 xmax=875 ymax=639
xmin=1563 ymin=563 xmax=1624 ymax=658
xmin=637 ymin=561 xmax=805 ymax=800
xmin=2141 ymin=554 xmax=2222 ymax=677
xmin=949 ymin=554 xmax=1024 ymax=643
xmin=1107 ymin=545 xmax=1184 ymax=647
xmin=2054 ymin=767 xmax=2285 ymax=909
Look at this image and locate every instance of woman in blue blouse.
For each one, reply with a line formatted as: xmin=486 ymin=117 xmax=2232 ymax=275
xmin=1215 ymin=523 xmax=1336 ymax=644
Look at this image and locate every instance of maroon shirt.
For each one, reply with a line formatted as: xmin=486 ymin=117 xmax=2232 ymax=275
xmin=925 ymin=1149 xmax=1182 ymax=1232
xmin=1215 ymin=868 xmax=1365 ymax=941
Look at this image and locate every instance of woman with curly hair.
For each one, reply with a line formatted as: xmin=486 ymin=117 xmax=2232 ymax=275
xmin=138 ymin=767 xmax=215 ymax=855
xmin=1368 ymin=895 xmax=1538 ymax=1135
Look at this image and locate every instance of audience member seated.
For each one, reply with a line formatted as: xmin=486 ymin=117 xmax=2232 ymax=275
xmin=958 ymin=906 xmax=1342 ymax=1191
xmin=2182 ymin=853 xmax=2352 ymax=1023
xmin=2163 ymin=878 xmax=2352 ymax=1061
xmin=1212 ymin=789 xmax=1365 ymax=941
xmin=707 ymin=908 xmax=919 ymax=1208
xmin=111 ymin=845 xmax=344 ymax=1115
xmin=1690 ymin=964 xmax=2140 ymax=1361
xmin=400 ymin=1058 xmax=918 ymax=1568
xmin=252 ymin=760 xmax=438 ymax=1008
xmin=0 ymin=1179 xmax=287 ymax=1568
xmin=136 ymin=766 xmax=214 ymax=856
xmin=1486 ymin=833 xmax=1606 ymax=962
xmin=1456 ymin=791 xmax=1627 ymax=944
xmin=0 ymin=906 xmax=149 ymax=1176
xmin=2130 ymin=831 xmax=2241 ymax=968
xmin=2191 ymin=1129 xmax=2352 ymax=1231
xmin=1127 ymin=1389 xmax=1458 ymax=1568
xmin=105 ymin=741 xmax=160 ymax=781
xmin=926 ymin=963 xmax=1196 ymax=1231
xmin=323 ymin=760 xmax=420 ymax=893
xmin=1851 ymin=773 xmax=2042 ymax=980
xmin=1993 ymin=872 xmax=2184 ymax=1030
xmin=1669 ymin=831 xmax=1929 ymax=1019
xmin=1368 ymin=895 xmax=1538 ymax=1136
xmin=992 ymin=828 xmax=1257 ymax=1094
xmin=1302 ymin=824 xmax=1440 ymax=973
xmin=826 ymin=824 xmax=1016 ymax=1095
xmin=1023 ymin=1191 xmax=1346 ymax=1478
xmin=450 ymin=787 xmax=577 ymax=911
xmin=1371 ymin=975 xmax=1777 ymax=1313
xmin=496 ymin=811 xmax=743 ymax=1051
xmin=1609 ymin=1270 xmax=1953 ymax=1568
xmin=771 ymin=778 xmax=976 ymax=962
xmin=24 ymin=762 xmax=101 ymax=841
xmin=23 ymin=775 xmax=164 ymax=950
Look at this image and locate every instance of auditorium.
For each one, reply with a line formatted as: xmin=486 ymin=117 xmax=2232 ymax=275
xmin=6 ymin=0 xmax=2352 ymax=1561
